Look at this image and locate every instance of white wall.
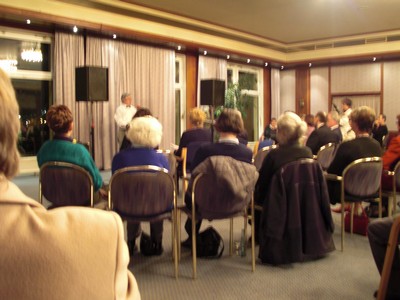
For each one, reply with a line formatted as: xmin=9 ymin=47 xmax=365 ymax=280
xmin=383 ymin=61 xmax=400 ymax=131
xmin=310 ymin=67 xmax=329 ymax=114
xmin=279 ymin=69 xmax=296 ymax=114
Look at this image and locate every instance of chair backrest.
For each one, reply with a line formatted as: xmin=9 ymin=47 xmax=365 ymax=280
xmin=342 ymin=157 xmax=383 ymax=199
xmin=109 ymin=165 xmax=175 ymax=221
xmin=156 ymin=149 xmax=176 ymax=178
xmin=393 ymin=161 xmax=400 ymax=190
xmin=316 ymin=143 xmax=337 ymax=170
xmin=253 ymin=145 xmax=278 ymax=171
xmin=181 ymin=141 xmax=208 ymax=175
xmin=191 ymin=156 xmax=258 ymax=219
xmin=39 ymin=161 xmax=94 ymax=207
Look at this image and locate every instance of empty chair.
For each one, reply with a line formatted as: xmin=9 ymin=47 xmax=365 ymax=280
xmin=259 ymin=159 xmax=335 ymax=265
xmin=108 ymin=165 xmax=178 ymax=278
xmin=39 ymin=161 xmax=94 ymax=208
xmin=326 ymin=157 xmax=383 ymax=251
xmin=316 ymin=143 xmax=337 ymax=171
xmin=178 ymin=156 xmax=258 ymax=279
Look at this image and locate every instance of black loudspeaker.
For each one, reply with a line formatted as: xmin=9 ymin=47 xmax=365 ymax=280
xmin=75 ymin=67 xmax=109 ymax=101
xmin=200 ymin=79 xmax=225 ymax=106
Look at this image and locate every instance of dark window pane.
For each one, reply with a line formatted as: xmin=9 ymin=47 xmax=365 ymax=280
xmin=175 ymin=61 xmax=179 ymax=84
xmin=239 ymin=71 xmax=257 ymax=90
xmin=12 ymin=79 xmax=51 ymax=156
xmin=227 ymin=69 xmax=233 ymax=84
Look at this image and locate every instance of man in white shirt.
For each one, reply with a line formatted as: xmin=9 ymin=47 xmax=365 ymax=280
xmin=339 ymin=98 xmax=355 ymax=141
xmin=114 ymin=93 xmax=137 ymax=146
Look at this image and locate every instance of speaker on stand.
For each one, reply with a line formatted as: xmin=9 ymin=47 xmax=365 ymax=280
xmin=200 ymin=79 xmax=226 ymax=142
xmin=75 ymin=66 xmax=109 ymax=158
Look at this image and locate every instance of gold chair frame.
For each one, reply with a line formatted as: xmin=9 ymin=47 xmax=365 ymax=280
xmin=382 ymin=161 xmax=400 ymax=217
xmin=252 ymin=145 xmax=278 ymax=171
xmin=108 ymin=165 xmax=178 ymax=278
xmin=177 ymin=173 xmax=256 ymax=279
xmin=326 ymin=157 xmax=382 ymax=251
xmin=39 ymin=161 xmax=94 ymax=207
xmin=315 ymin=142 xmax=337 ymax=171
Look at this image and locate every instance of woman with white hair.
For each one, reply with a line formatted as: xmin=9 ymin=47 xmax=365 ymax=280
xmin=253 ymin=112 xmax=313 ymax=242
xmin=111 ymin=116 xmax=169 ymax=256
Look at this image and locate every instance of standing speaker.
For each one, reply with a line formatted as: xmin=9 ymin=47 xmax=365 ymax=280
xmin=75 ymin=67 xmax=109 ymax=101
xmin=200 ymin=79 xmax=225 ymax=106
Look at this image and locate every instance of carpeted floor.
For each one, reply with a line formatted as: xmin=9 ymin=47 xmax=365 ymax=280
xmin=13 ymin=171 xmax=380 ymax=300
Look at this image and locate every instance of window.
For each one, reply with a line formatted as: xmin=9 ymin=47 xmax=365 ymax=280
xmin=227 ymin=63 xmax=263 ymax=141
xmin=175 ymin=54 xmax=186 ymax=144
xmin=0 ymin=29 xmax=52 ymax=156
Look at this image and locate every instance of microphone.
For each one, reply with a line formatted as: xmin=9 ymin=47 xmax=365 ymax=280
xmin=332 ymin=103 xmax=340 ymax=114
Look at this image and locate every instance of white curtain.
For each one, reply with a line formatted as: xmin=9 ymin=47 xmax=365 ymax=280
xmin=270 ymin=68 xmax=280 ymax=119
xmin=54 ymin=33 xmax=91 ymax=149
xmin=197 ymin=56 xmax=227 ymax=105
xmin=332 ymin=96 xmax=380 ymax=116
xmin=55 ymin=33 xmax=175 ymax=170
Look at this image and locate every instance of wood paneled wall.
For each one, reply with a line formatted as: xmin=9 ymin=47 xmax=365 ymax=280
xmin=295 ymin=67 xmax=310 ymax=116
xmin=185 ymin=53 xmax=198 ymax=129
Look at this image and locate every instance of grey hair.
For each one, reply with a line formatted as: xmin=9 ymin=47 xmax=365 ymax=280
xmin=121 ymin=93 xmax=131 ymax=102
xmin=126 ymin=116 xmax=162 ymax=148
xmin=276 ymin=111 xmax=307 ymax=146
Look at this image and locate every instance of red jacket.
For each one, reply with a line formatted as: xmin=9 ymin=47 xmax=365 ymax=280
xmin=382 ymin=135 xmax=400 ymax=190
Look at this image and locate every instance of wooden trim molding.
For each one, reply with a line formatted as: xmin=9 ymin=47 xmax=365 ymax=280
xmin=185 ymin=53 xmax=198 ymax=129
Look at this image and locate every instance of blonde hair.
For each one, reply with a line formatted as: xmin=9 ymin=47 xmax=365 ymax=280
xmin=276 ymin=111 xmax=307 ymax=146
xmin=189 ymin=107 xmax=206 ymax=127
xmin=126 ymin=116 xmax=162 ymax=148
xmin=0 ymin=68 xmax=20 ymax=179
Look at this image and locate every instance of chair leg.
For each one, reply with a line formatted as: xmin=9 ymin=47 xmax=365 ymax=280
xmin=172 ymin=211 xmax=178 ymax=279
xmin=229 ymin=218 xmax=233 ymax=256
xmin=177 ymin=210 xmax=181 ymax=261
xmin=250 ymin=203 xmax=255 ymax=272
xmin=191 ymin=213 xmax=197 ymax=279
xmin=341 ymin=202 xmax=345 ymax=252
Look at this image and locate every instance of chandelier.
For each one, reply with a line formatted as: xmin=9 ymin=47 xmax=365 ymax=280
xmin=0 ymin=59 xmax=18 ymax=72
xmin=21 ymin=43 xmax=43 ymax=63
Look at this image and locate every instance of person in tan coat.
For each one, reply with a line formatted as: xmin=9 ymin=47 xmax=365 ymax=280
xmin=0 ymin=68 xmax=140 ymax=300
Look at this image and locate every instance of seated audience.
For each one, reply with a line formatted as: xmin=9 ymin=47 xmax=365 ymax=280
xmin=119 ymin=107 xmax=152 ymax=151
xmin=37 ymin=104 xmax=107 ymax=202
xmin=112 ymin=116 xmax=169 ymax=256
xmin=368 ymin=216 xmax=400 ymax=299
xmin=262 ymin=117 xmax=277 ymax=144
xmin=182 ymin=108 xmax=253 ymax=247
xmin=372 ymin=113 xmax=389 ymax=147
xmin=174 ymin=107 xmax=212 ymax=172
xmin=254 ymin=112 xmax=313 ymax=242
xmin=306 ymin=111 xmax=340 ymax=155
xmin=237 ymin=128 xmax=249 ymax=146
xmin=258 ymin=137 xmax=274 ymax=151
xmin=0 ymin=68 xmax=139 ymax=299
xmin=327 ymin=106 xmax=382 ymax=213
xmin=327 ymin=110 xmax=343 ymax=142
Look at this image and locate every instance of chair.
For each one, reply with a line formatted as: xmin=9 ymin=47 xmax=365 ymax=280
xmin=252 ymin=145 xmax=278 ymax=171
xmin=157 ymin=149 xmax=177 ymax=184
xmin=315 ymin=143 xmax=337 ymax=171
xmin=178 ymin=156 xmax=258 ymax=279
xmin=178 ymin=141 xmax=207 ymax=195
xmin=258 ymin=159 xmax=335 ymax=265
xmin=326 ymin=157 xmax=383 ymax=251
xmin=382 ymin=161 xmax=400 ymax=217
xmin=39 ymin=161 xmax=94 ymax=208
xmin=108 ymin=165 xmax=178 ymax=278
xmin=377 ymin=216 xmax=400 ymax=300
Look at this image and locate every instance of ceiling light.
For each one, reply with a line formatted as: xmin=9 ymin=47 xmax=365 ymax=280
xmin=309 ymin=63 xmax=312 ymax=67
xmin=73 ymin=26 xmax=78 ymax=33
xmin=247 ymin=59 xmax=251 ymax=63
xmin=281 ymin=66 xmax=284 ymax=70
xmin=113 ymin=34 xmax=117 ymax=39
xmin=26 ymin=19 xmax=31 ymax=25
xmin=372 ymin=57 xmax=377 ymax=62
xmin=21 ymin=43 xmax=43 ymax=63
xmin=265 ymin=62 xmax=268 ymax=67
xmin=226 ymin=55 xmax=230 ymax=59
xmin=0 ymin=59 xmax=18 ymax=72
xmin=203 ymin=50 xmax=207 ymax=55
xmin=177 ymin=45 xmax=181 ymax=51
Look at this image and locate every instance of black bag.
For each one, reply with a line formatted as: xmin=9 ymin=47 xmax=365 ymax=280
xmin=196 ymin=227 xmax=224 ymax=258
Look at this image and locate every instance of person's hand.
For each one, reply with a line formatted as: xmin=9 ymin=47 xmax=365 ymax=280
xmin=99 ymin=188 xmax=108 ymax=199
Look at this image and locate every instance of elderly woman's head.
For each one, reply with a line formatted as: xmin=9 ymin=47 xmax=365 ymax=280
xmin=350 ymin=106 xmax=376 ymax=134
xmin=276 ymin=112 xmax=307 ymax=146
xmin=0 ymin=69 xmax=20 ymax=179
xmin=189 ymin=107 xmax=206 ymax=127
xmin=46 ymin=105 xmax=73 ymax=135
xmin=126 ymin=116 xmax=162 ymax=148
xmin=214 ymin=108 xmax=244 ymax=134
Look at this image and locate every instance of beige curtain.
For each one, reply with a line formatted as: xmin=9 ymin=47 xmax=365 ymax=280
xmin=270 ymin=68 xmax=281 ymax=119
xmin=85 ymin=37 xmax=175 ymax=168
xmin=54 ymin=33 xmax=91 ymax=148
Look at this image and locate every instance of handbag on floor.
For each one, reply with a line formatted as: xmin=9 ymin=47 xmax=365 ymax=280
xmin=196 ymin=226 xmax=224 ymax=258
xmin=344 ymin=209 xmax=369 ymax=236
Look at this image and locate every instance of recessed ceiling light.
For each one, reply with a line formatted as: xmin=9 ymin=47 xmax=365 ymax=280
xmin=112 ymin=34 xmax=117 ymax=39
xmin=247 ymin=59 xmax=251 ymax=63
xmin=309 ymin=63 xmax=312 ymax=67
xmin=281 ymin=66 xmax=284 ymax=70
xmin=265 ymin=62 xmax=268 ymax=67
xmin=177 ymin=45 xmax=181 ymax=51
xmin=26 ymin=19 xmax=31 ymax=25
xmin=203 ymin=50 xmax=207 ymax=55
xmin=73 ymin=26 xmax=78 ymax=33
xmin=226 ymin=55 xmax=230 ymax=59
xmin=372 ymin=57 xmax=377 ymax=62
